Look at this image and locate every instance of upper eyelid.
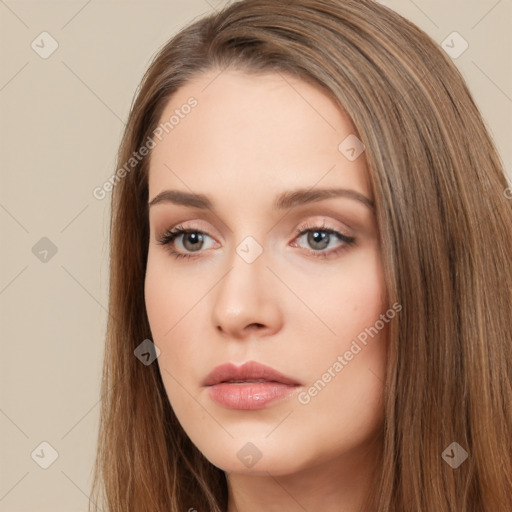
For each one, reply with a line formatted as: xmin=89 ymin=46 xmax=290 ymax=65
xmin=161 ymin=221 xmax=348 ymax=238
xmin=158 ymin=215 xmax=353 ymax=236
xmin=159 ymin=221 xmax=352 ymax=246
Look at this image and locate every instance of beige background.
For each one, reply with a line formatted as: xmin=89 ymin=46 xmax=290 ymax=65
xmin=0 ymin=1 xmax=510 ymax=510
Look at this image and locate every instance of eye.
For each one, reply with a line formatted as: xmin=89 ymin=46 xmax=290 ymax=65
xmin=156 ymin=221 xmax=356 ymax=260
xmin=156 ymin=224 xmax=217 ymax=260
xmin=291 ymin=221 xmax=356 ymax=259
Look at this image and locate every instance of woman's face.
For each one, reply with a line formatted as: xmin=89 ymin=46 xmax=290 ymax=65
xmin=145 ymin=69 xmax=389 ymax=477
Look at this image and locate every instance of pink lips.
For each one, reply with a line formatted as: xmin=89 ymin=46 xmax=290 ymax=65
xmin=203 ymin=361 xmax=301 ymax=410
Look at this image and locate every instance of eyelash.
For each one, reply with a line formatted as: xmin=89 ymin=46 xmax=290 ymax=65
xmin=156 ymin=221 xmax=356 ymax=261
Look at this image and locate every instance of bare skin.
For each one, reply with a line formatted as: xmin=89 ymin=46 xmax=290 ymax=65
xmin=145 ymin=69 xmax=388 ymax=511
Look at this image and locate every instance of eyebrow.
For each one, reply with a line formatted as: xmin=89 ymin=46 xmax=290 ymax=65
xmin=148 ymin=187 xmax=374 ymax=211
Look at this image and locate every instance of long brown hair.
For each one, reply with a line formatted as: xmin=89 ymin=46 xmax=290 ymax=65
xmin=89 ymin=1 xmax=512 ymax=510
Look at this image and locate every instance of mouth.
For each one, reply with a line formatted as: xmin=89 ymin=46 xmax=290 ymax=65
xmin=203 ymin=361 xmax=301 ymax=410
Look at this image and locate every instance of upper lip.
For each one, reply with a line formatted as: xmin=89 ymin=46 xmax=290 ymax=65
xmin=202 ymin=361 xmax=301 ymax=386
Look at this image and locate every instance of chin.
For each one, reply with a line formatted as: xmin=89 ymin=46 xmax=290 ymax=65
xmin=192 ymin=436 xmax=315 ymax=477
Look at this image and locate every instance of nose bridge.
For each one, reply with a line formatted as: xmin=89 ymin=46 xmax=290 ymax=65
xmin=211 ymin=233 xmax=282 ymax=336
xmin=216 ymin=235 xmax=267 ymax=311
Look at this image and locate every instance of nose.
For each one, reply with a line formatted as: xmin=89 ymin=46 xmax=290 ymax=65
xmin=211 ymin=247 xmax=284 ymax=340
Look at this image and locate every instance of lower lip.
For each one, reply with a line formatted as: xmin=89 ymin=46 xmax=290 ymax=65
xmin=207 ymin=382 xmax=299 ymax=410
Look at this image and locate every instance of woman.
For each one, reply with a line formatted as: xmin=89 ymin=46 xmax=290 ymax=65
xmin=90 ymin=0 xmax=512 ymax=510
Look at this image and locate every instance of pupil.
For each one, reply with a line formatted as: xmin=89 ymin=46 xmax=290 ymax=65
xmin=184 ymin=232 xmax=203 ymax=251
xmin=309 ymin=231 xmax=329 ymax=250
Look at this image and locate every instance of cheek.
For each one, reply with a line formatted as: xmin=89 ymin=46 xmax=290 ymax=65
xmin=332 ymin=249 xmax=388 ymax=387
xmin=144 ymin=250 xmax=164 ymax=314
xmin=335 ymin=248 xmax=386 ymax=332
xmin=144 ymin=253 xmax=210 ymax=388
xmin=294 ymin=247 xmax=387 ymax=358
xmin=144 ymin=251 xmax=196 ymax=339
xmin=294 ymin=247 xmax=388 ymax=418
xmin=145 ymin=260 xmax=169 ymax=340
xmin=334 ymin=245 xmax=386 ymax=305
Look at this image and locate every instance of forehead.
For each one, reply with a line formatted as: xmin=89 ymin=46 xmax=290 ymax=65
xmin=148 ymin=69 xmax=371 ymax=206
